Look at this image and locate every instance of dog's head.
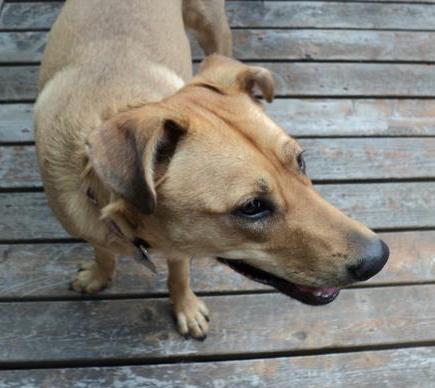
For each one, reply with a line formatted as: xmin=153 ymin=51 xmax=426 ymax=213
xmin=88 ymin=55 xmax=389 ymax=305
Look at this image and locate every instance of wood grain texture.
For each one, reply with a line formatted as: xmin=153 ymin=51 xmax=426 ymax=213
xmin=2 ymin=183 xmax=435 ymax=240
xmin=3 ymin=138 xmax=435 ymax=189
xmin=0 ymin=1 xmax=61 ymax=30
xmin=0 ymin=230 xmax=433 ymax=299
xmin=5 ymin=63 xmax=435 ymax=101
xmin=1 ymin=285 xmax=435 ymax=364
xmin=0 ymin=146 xmax=40 ymax=187
xmin=6 ymin=29 xmax=435 ymax=64
xmin=0 ymin=104 xmax=34 ymax=142
xmin=226 ymin=1 xmax=435 ymax=29
xmin=268 ymin=98 xmax=435 ymax=137
xmin=3 ymin=2 xmax=435 ymax=31
xmin=230 ymin=29 xmax=435 ymax=61
xmin=2 ymin=347 xmax=435 ymax=388
xmin=264 ymin=62 xmax=435 ymax=97
xmin=3 ymin=99 xmax=435 ymax=143
xmin=0 ymin=66 xmax=38 ymax=101
xmin=0 ymin=31 xmax=46 ymax=63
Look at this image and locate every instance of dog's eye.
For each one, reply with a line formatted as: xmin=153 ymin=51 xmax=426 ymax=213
xmin=235 ymin=198 xmax=273 ymax=220
xmin=297 ymin=151 xmax=307 ymax=175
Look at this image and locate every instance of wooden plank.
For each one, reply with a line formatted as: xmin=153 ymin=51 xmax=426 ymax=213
xmin=226 ymin=1 xmax=435 ymax=30
xmin=0 ymin=104 xmax=33 ymax=142
xmin=2 ymin=347 xmax=435 ymax=388
xmin=230 ymin=29 xmax=435 ymax=62
xmin=0 ymin=243 xmax=260 ymax=298
xmin=268 ymin=98 xmax=435 ymax=137
xmin=3 ymin=99 xmax=435 ymax=143
xmin=264 ymin=62 xmax=435 ymax=97
xmin=316 ymin=182 xmax=435 ymax=229
xmin=0 ymin=146 xmax=40 ymax=188
xmin=6 ymin=29 xmax=435 ymax=64
xmin=3 ymin=138 xmax=435 ymax=189
xmin=3 ymin=2 xmax=435 ymax=31
xmin=0 ymin=285 xmax=435 ymax=363
xmin=0 ymin=1 xmax=61 ymax=30
xmin=0 ymin=66 xmax=38 ymax=101
xmin=278 ymin=0 xmax=435 ymax=2
xmin=2 ymin=182 xmax=435 ymax=240
xmin=301 ymin=138 xmax=435 ymax=180
xmin=0 ymin=192 xmax=66 ymax=240
xmin=0 ymin=230 xmax=433 ymax=299
xmin=5 ymin=63 xmax=435 ymax=101
xmin=0 ymin=31 xmax=46 ymax=63
xmin=287 ymin=0 xmax=435 ymax=3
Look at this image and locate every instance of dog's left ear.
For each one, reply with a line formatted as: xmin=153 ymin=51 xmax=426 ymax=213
xmin=195 ymin=54 xmax=274 ymax=102
xmin=86 ymin=106 xmax=188 ymax=214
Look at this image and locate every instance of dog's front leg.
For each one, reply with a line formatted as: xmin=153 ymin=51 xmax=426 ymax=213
xmin=167 ymin=256 xmax=209 ymax=340
xmin=71 ymin=246 xmax=116 ymax=294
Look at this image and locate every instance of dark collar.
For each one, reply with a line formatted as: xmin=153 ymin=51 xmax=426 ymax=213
xmin=86 ymin=189 xmax=157 ymax=273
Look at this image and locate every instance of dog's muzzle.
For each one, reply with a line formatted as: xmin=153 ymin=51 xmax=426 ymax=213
xmin=217 ymin=258 xmax=340 ymax=305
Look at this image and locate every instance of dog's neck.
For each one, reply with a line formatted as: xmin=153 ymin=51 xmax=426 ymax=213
xmin=85 ymin=187 xmax=157 ymax=273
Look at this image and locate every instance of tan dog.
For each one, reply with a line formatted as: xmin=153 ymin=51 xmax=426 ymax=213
xmin=34 ymin=0 xmax=389 ymax=340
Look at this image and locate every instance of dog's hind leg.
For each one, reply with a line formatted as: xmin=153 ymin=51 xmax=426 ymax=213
xmin=71 ymin=246 xmax=117 ymax=294
xmin=167 ymin=256 xmax=209 ymax=340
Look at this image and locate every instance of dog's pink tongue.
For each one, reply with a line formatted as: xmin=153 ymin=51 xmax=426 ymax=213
xmin=296 ymin=285 xmax=338 ymax=297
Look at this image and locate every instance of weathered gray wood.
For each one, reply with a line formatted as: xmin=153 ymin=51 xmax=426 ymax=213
xmin=3 ymin=2 xmax=435 ymax=31
xmin=1 ymin=286 xmax=435 ymax=363
xmin=0 ymin=31 xmax=46 ymax=63
xmin=3 ymin=138 xmax=435 ymax=189
xmin=0 ymin=146 xmax=40 ymax=187
xmin=2 ymin=347 xmax=435 ymax=388
xmin=2 ymin=183 xmax=435 ymax=240
xmin=226 ymin=2 xmax=435 ymax=29
xmin=0 ymin=230 xmax=433 ymax=299
xmin=0 ymin=243 xmax=259 ymax=298
xmin=264 ymin=62 xmax=435 ymax=97
xmin=268 ymin=98 xmax=435 ymax=137
xmin=301 ymin=138 xmax=435 ymax=180
xmin=0 ymin=104 xmax=33 ymax=142
xmin=0 ymin=1 xmax=61 ymax=30
xmin=230 ymin=29 xmax=435 ymax=61
xmin=3 ymin=99 xmax=435 ymax=143
xmin=303 ymin=0 xmax=435 ymax=2
xmin=316 ymin=182 xmax=435 ymax=229
xmin=0 ymin=192 xmax=65 ymax=240
xmin=0 ymin=66 xmax=38 ymax=101
xmin=6 ymin=29 xmax=435 ymax=64
xmin=276 ymin=0 xmax=435 ymax=2
xmin=5 ymin=63 xmax=435 ymax=101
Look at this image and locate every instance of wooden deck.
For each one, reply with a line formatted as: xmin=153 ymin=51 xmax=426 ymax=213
xmin=1 ymin=0 xmax=435 ymax=386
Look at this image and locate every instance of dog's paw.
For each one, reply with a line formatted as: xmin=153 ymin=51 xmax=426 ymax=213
xmin=70 ymin=262 xmax=112 ymax=294
xmin=172 ymin=290 xmax=209 ymax=340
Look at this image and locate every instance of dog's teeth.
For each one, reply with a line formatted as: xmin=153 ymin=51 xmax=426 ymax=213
xmin=313 ymin=290 xmax=322 ymax=296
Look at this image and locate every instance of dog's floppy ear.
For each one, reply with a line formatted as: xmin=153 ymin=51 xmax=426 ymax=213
xmin=196 ymin=54 xmax=274 ymax=102
xmin=86 ymin=106 xmax=188 ymax=214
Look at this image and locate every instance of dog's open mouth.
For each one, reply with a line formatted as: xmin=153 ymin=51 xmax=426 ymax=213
xmin=217 ymin=258 xmax=340 ymax=305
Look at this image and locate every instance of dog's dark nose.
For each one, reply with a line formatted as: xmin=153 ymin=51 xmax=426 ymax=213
xmin=348 ymin=239 xmax=389 ymax=281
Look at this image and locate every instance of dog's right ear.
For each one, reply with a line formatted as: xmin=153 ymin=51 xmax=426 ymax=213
xmin=86 ymin=107 xmax=188 ymax=214
xmin=196 ymin=54 xmax=274 ymax=103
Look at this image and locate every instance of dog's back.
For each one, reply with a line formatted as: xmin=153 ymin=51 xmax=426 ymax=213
xmin=34 ymin=0 xmax=192 ymax=239
xmin=39 ymin=0 xmax=191 ymax=110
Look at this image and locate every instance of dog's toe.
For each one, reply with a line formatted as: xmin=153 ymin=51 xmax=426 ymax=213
xmin=71 ymin=262 xmax=111 ymax=294
xmin=172 ymin=291 xmax=210 ymax=340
